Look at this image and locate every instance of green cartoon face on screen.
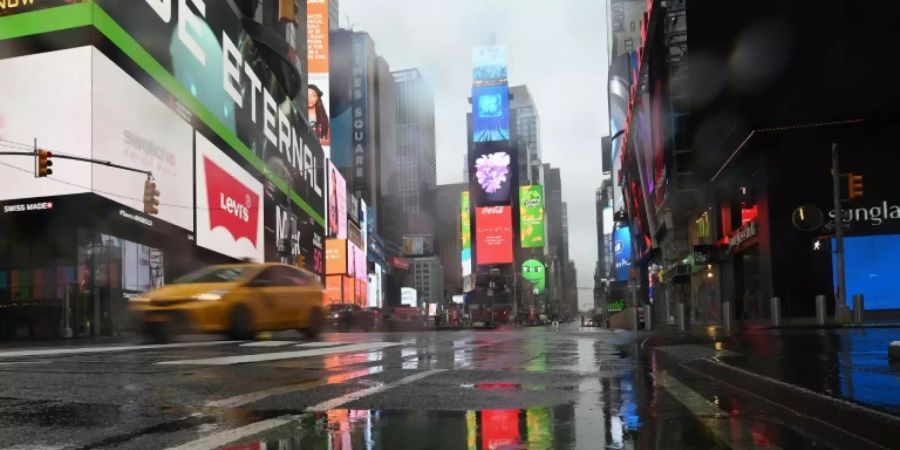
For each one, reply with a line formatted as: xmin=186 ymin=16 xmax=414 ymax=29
xmin=522 ymin=259 xmax=545 ymax=293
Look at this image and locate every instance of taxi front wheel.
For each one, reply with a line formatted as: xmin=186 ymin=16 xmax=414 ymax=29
xmin=228 ymin=305 xmax=254 ymax=340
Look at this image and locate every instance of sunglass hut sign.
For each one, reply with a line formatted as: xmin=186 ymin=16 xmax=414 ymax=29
xmin=141 ymin=0 xmax=322 ymax=197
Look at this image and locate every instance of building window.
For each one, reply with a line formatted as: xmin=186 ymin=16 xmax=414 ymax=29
xmin=630 ymin=21 xmax=636 ymax=32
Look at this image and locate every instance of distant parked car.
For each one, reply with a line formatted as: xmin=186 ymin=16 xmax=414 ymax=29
xmin=326 ymin=303 xmax=372 ymax=331
xmin=383 ymin=306 xmax=423 ymax=331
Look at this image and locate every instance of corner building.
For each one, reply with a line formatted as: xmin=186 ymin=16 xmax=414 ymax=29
xmin=613 ymin=0 xmax=900 ymax=327
xmin=0 ymin=1 xmax=327 ymax=338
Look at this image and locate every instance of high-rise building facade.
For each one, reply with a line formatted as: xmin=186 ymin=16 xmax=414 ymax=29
xmin=409 ymin=256 xmax=444 ymax=306
xmin=509 ymin=86 xmax=543 ymax=186
xmin=0 ymin=1 xmax=327 ymax=339
xmin=435 ymin=183 xmax=468 ymax=295
xmin=390 ymin=68 xmax=437 ymax=243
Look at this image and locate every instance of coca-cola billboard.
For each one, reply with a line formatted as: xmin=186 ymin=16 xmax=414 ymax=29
xmin=196 ymin=133 xmax=264 ymax=261
xmin=476 ymin=206 xmax=513 ymax=265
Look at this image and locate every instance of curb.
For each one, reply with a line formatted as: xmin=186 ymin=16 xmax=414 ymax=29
xmin=652 ymin=347 xmax=900 ymax=450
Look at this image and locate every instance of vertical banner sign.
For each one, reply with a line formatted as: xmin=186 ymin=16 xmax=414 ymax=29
xmin=352 ymin=34 xmax=369 ymax=194
xmin=327 ymin=160 xmax=347 ymax=239
xmin=307 ymin=0 xmax=331 ymax=154
xmin=475 ymin=206 xmax=514 ymax=265
xmin=519 ymin=185 xmax=545 ymax=248
xmin=461 ymin=191 xmax=472 ymax=276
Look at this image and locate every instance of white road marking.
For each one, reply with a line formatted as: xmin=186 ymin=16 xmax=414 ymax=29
xmin=296 ymin=341 xmax=349 ymax=348
xmin=239 ymin=340 xmax=298 ymax=347
xmin=157 ymin=342 xmax=401 ymax=366
xmin=305 ymin=369 xmax=445 ymax=412
xmin=654 ymin=371 xmax=725 ymax=417
xmin=165 ymin=415 xmax=297 ymax=450
xmin=0 ymin=341 xmax=239 ymax=359
xmin=207 ymin=366 xmax=384 ymax=409
xmin=655 ymin=371 xmax=783 ymax=450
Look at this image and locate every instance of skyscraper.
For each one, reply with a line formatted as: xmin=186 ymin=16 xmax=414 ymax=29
xmin=436 ymin=183 xmax=468 ymax=294
xmin=510 ymin=85 xmax=542 ymax=185
xmin=389 ymin=68 xmax=437 ymax=246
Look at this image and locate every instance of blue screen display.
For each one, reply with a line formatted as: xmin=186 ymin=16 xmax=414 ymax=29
xmin=614 ymin=225 xmax=632 ymax=281
xmin=833 ymin=233 xmax=900 ymax=310
xmin=472 ymin=85 xmax=510 ymax=142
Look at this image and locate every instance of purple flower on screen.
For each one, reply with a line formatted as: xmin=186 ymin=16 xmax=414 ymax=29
xmin=475 ymin=152 xmax=510 ymax=193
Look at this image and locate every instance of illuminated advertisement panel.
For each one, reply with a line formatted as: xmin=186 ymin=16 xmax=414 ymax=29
xmin=327 ymin=160 xmax=347 ymax=239
xmin=522 ymin=259 xmax=546 ymax=294
xmin=476 ymin=206 xmax=514 ymax=265
xmin=461 ymin=192 xmax=472 ymax=276
xmin=519 ymin=185 xmax=545 ymax=248
xmin=472 ymin=45 xmax=508 ymax=86
xmin=325 ymin=275 xmax=342 ymax=304
xmin=470 ymin=143 xmax=514 ymax=206
xmin=472 ymin=84 xmax=510 ymax=142
xmin=307 ymin=0 xmax=331 ymax=153
xmin=614 ymin=225 xmax=632 ymax=281
xmin=325 ymin=239 xmax=348 ymax=275
xmin=196 ymin=133 xmax=264 ymax=262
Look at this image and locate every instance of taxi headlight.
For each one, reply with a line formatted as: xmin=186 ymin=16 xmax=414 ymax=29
xmin=191 ymin=290 xmax=227 ymax=301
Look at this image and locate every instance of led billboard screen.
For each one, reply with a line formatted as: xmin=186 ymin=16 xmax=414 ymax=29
xmin=196 ymin=133 xmax=264 ymax=262
xmin=470 ymin=144 xmax=514 ymax=206
xmin=519 ymin=185 xmax=545 ymax=248
xmin=307 ymin=0 xmax=331 ymax=151
xmin=614 ymin=225 xmax=632 ymax=281
xmin=834 ymin=234 xmax=900 ymax=310
xmin=325 ymin=239 xmax=348 ymax=275
xmin=472 ymin=45 xmax=508 ymax=86
xmin=472 ymin=85 xmax=510 ymax=142
xmin=522 ymin=259 xmax=546 ymax=294
xmin=476 ymin=206 xmax=514 ymax=265
xmin=328 ymin=160 xmax=347 ymax=239
xmin=461 ymin=191 xmax=472 ymax=276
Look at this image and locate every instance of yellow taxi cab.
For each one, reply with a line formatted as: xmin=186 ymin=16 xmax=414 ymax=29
xmin=129 ymin=262 xmax=324 ymax=341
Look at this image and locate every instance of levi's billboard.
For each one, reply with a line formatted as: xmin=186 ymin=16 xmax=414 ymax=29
xmin=196 ymin=133 xmax=264 ymax=261
xmin=476 ymin=206 xmax=514 ymax=265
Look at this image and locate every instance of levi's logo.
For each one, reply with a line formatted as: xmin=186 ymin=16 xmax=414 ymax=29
xmin=204 ymin=156 xmax=259 ymax=245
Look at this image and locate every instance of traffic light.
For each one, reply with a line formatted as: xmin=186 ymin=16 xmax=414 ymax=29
xmin=36 ymin=149 xmax=53 ymax=177
xmin=848 ymin=174 xmax=864 ymax=199
xmin=142 ymin=178 xmax=160 ymax=215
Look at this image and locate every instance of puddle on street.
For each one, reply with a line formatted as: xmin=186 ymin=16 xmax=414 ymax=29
xmin=219 ymin=407 xmax=630 ymax=450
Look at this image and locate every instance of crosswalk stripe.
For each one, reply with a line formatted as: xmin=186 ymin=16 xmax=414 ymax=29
xmin=165 ymin=415 xmax=297 ymax=450
xmin=305 ymin=369 xmax=445 ymax=412
xmin=0 ymin=340 xmax=239 ymax=359
xmin=296 ymin=341 xmax=349 ymax=348
xmin=156 ymin=342 xmax=401 ymax=366
xmin=239 ymin=341 xmax=298 ymax=347
xmin=207 ymin=366 xmax=384 ymax=409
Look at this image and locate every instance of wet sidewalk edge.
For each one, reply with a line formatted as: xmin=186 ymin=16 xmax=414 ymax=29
xmin=646 ymin=342 xmax=900 ymax=450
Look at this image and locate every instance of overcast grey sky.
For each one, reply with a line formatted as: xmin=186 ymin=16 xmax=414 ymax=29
xmin=340 ymin=0 xmax=610 ymax=310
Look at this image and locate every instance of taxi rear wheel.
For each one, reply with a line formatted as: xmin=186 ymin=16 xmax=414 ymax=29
xmin=302 ymin=307 xmax=323 ymax=339
xmin=228 ymin=305 xmax=254 ymax=340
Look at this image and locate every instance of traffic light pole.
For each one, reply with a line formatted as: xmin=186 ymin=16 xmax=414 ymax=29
xmin=831 ymin=143 xmax=847 ymax=314
xmin=0 ymin=150 xmax=153 ymax=178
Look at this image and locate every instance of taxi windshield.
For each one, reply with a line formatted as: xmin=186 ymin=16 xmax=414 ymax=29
xmin=171 ymin=266 xmax=249 ymax=284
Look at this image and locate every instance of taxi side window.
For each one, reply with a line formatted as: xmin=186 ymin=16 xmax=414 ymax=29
xmin=284 ymin=267 xmax=313 ymax=286
xmin=252 ymin=268 xmax=292 ymax=287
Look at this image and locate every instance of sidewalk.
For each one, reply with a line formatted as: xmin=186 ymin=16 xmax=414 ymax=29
xmin=643 ymin=325 xmax=900 ymax=449
xmin=648 ymin=325 xmax=900 ymax=413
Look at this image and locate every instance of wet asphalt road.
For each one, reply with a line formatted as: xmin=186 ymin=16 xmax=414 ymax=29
xmin=0 ymin=324 xmax=845 ymax=449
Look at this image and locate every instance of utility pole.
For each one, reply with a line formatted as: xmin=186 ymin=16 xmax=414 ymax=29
xmin=831 ymin=143 xmax=847 ymax=314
